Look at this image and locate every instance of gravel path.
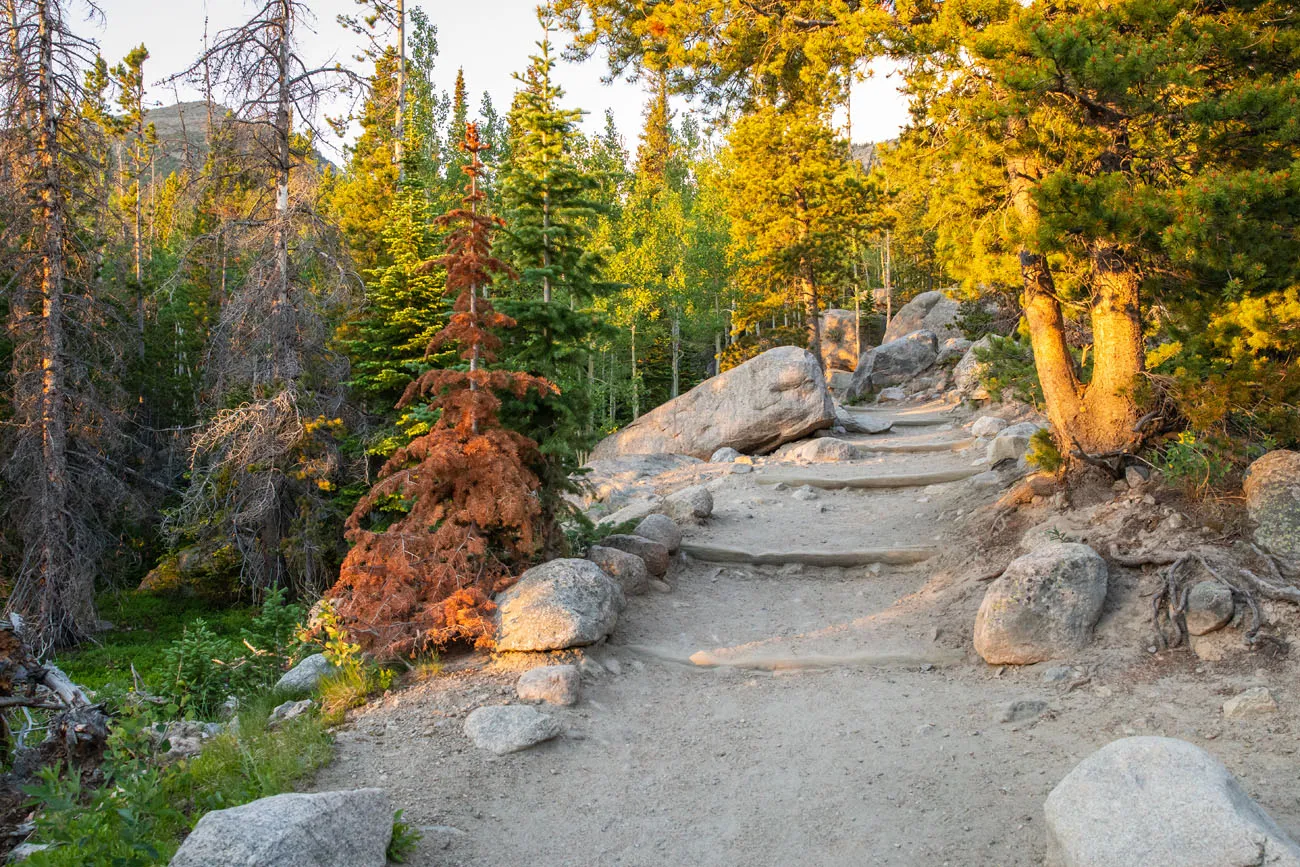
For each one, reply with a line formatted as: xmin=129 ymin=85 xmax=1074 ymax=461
xmin=313 ymin=401 xmax=1300 ymax=866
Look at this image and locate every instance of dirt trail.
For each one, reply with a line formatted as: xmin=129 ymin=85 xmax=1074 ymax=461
xmin=315 ymin=401 xmax=1300 ymax=866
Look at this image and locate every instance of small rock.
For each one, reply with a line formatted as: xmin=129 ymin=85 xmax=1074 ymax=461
xmin=268 ymin=699 xmax=314 ymax=727
xmin=792 ymin=485 xmax=819 ymax=502
xmin=987 ymin=422 xmax=1047 ymax=466
xmin=1222 ymin=687 xmax=1278 ymax=719
xmin=783 ymin=437 xmax=859 ymax=462
xmin=1000 ymin=699 xmax=1048 ymax=724
xmin=633 ymin=514 xmax=682 ymax=554
xmin=586 ymin=545 xmax=650 ymax=595
xmin=1185 ymin=581 xmax=1234 ymax=636
xmin=599 ymin=534 xmax=671 ymax=577
xmin=731 ymin=463 xmax=753 ymax=474
xmin=7 ymin=844 xmax=50 ymax=862
xmin=877 ymin=386 xmax=907 ymax=402
xmin=603 ymin=657 xmax=622 ymax=675
xmin=217 ymin=695 xmax=239 ymax=721
xmin=1244 ymin=450 xmax=1300 ymax=569
xmin=274 ymin=653 xmax=336 ymax=695
xmin=516 ymin=665 xmax=581 ymax=706
xmin=970 ymin=416 xmax=1008 ymax=439
xmin=463 ymin=705 xmax=561 ymax=755
xmin=648 ymin=579 xmax=672 ymax=593
xmin=710 ymin=447 xmax=742 ymax=463
xmin=660 ymin=484 xmax=714 ymax=524
xmin=1041 ymin=665 xmax=1075 ymax=683
xmin=1125 ymin=464 xmax=1150 ymax=488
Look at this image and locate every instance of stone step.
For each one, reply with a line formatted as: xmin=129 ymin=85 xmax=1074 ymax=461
xmin=852 ymin=437 xmax=974 ymax=454
xmin=756 ymin=467 xmax=980 ymax=490
xmin=680 ymin=542 xmax=937 ymax=567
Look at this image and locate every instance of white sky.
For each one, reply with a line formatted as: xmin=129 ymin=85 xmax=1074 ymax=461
xmin=94 ymin=0 xmax=910 ymax=159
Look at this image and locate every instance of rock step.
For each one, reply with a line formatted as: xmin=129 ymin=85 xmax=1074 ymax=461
xmin=680 ymin=542 xmax=937 ymax=567
xmin=756 ymin=467 xmax=980 ymax=490
xmin=851 ymin=437 xmax=974 ymax=454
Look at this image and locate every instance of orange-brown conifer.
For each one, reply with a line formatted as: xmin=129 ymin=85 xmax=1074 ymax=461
xmin=327 ymin=124 xmax=557 ymax=658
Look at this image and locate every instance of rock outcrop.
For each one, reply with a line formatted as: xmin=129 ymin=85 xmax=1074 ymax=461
xmin=1243 ymin=450 xmax=1300 ymax=568
xmin=495 ymin=559 xmax=624 ymax=652
xmin=1044 ymin=737 xmax=1300 ymax=867
xmin=818 ymin=308 xmax=860 ymax=371
xmin=590 ymin=347 xmax=834 ymax=460
xmin=463 ymin=705 xmax=562 ymax=755
xmin=846 ymin=330 xmax=939 ymax=401
xmin=974 ymin=542 xmax=1108 ymax=665
xmin=881 ymin=291 xmax=963 ymax=344
xmin=169 ymin=789 xmax=393 ymax=867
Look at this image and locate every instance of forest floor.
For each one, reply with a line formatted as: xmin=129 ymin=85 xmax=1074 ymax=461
xmin=314 ymin=400 xmax=1300 ymax=866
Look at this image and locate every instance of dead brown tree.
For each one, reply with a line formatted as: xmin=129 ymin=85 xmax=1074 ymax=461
xmin=0 ymin=0 xmax=135 ymax=650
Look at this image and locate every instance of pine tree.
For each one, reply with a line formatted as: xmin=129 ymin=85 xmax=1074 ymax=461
xmin=328 ymin=123 xmax=557 ymax=658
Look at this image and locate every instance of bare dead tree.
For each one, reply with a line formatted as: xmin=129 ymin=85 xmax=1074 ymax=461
xmin=160 ymin=0 xmax=363 ymax=598
xmin=0 ymin=0 xmax=135 ymax=651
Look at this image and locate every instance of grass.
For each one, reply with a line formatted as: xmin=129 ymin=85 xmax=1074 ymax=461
xmin=23 ymin=692 xmax=334 ymax=866
xmin=59 ymin=590 xmax=262 ymax=693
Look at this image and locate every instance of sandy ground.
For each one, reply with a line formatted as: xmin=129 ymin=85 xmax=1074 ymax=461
xmin=313 ymin=401 xmax=1300 ymax=866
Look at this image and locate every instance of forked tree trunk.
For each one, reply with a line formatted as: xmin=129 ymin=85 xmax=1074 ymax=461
xmin=1009 ymin=158 xmax=1145 ymax=459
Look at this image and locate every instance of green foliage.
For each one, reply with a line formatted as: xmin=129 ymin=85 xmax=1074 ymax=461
xmin=161 ymin=620 xmax=230 ymax=719
xmin=1156 ymin=432 xmax=1236 ymax=497
xmin=563 ymin=512 xmax=639 ymax=558
xmin=1026 ymin=429 xmax=1064 ymax=474
xmin=22 ymin=696 xmax=332 ymax=865
xmin=974 ymin=335 xmax=1043 ymax=406
xmin=387 ymin=810 xmax=423 ymax=863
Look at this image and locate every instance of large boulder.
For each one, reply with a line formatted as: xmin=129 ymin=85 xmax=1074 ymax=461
xmin=846 ymin=330 xmax=939 ymax=400
xmin=1243 ymin=450 xmax=1300 ymax=569
xmin=169 ymin=789 xmax=393 ymax=867
xmin=974 ymin=542 xmax=1108 ymax=665
xmin=495 ymin=559 xmax=624 ymax=652
xmin=881 ymin=291 xmax=963 ymax=344
xmin=589 ymin=346 xmax=834 ymax=460
xmin=1044 ymin=737 xmax=1300 ymax=867
xmin=819 ymin=308 xmax=860 ymax=372
xmin=586 ymin=545 xmax=650 ymax=595
xmin=598 ymin=534 xmax=670 ymax=577
xmin=953 ymin=335 xmax=994 ymax=399
xmin=463 ymin=705 xmax=562 ymax=755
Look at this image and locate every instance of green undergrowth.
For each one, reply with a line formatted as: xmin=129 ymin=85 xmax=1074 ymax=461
xmin=59 ymin=591 xmax=262 ymax=694
xmin=22 ymin=692 xmax=334 ymax=866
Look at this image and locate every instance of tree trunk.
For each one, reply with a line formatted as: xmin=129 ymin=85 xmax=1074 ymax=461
xmin=394 ymin=0 xmax=405 ymax=179
xmin=272 ymin=0 xmax=293 ymax=384
xmin=670 ymin=313 xmax=680 ymax=398
xmin=33 ymin=0 xmax=92 ymax=645
xmin=801 ymin=262 xmax=824 ymax=370
xmin=630 ymin=323 xmax=638 ymax=420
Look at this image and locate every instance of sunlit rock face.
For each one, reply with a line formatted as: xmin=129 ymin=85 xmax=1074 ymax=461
xmin=881 ymin=290 xmax=963 ymax=344
xmin=589 ymin=346 xmax=835 ymax=460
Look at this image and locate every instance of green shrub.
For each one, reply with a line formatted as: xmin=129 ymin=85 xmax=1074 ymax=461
xmin=1156 ymin=431 xmax=1236 ymax=495
xmin=387 ymin=810 xmax=423 ymax=863
xmin=22 ymin=696 xmax=332 ymax=866
xmin=162 ymin=620 xmax=230 ymax=719
xmin=975 ymin=335 xmax=1043 ymax=405
xmin=1026 ymin=429 xmax=1064 ymax=473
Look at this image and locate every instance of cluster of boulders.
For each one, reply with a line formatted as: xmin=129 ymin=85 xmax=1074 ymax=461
xmin=840 ymin=291 xmax=1001 ymax=404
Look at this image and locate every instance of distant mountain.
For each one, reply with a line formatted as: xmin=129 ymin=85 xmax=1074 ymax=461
xmin=851 ymin=141 xmax=891 ymax=172
xmin=143 ymin=101 xmax=338 ymax=178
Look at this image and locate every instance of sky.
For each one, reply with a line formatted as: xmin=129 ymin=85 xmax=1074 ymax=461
xmin=95 ymin=0 xmax=911 ymax=160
